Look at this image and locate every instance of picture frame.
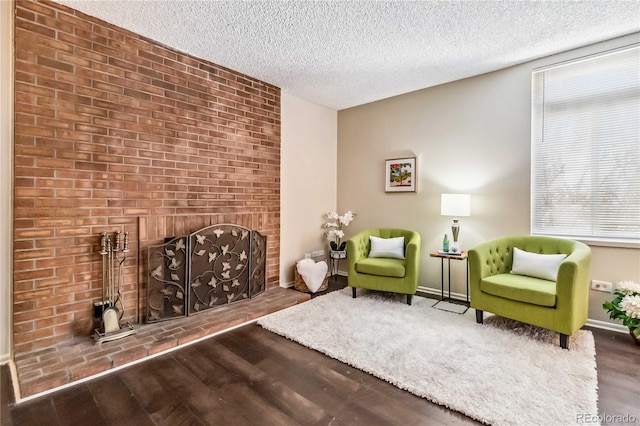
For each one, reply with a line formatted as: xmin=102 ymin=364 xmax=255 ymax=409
xmin=385 ymin=157 xmax=416 ymax=193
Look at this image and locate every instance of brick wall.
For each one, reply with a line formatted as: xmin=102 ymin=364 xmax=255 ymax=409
xmin=13 ymin=0 xmax=281 ymax=356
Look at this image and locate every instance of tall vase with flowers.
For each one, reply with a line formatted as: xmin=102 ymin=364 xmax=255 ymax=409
xmin=323 ymin=211 xmax=355 ymax=251
xmin=603 ymin=280 xmax=640 ymax=346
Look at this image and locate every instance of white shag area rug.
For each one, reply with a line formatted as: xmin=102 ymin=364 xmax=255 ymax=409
xmin=258 ymin=289 xmax=599 ymax=426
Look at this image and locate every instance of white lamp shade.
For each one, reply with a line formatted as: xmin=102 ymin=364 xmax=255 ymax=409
xmin=441 ymin=194 xmax=471 ymax=217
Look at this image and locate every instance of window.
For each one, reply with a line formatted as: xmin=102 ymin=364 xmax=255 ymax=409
xmin=531 ymin=45 xmax=640 ymax=244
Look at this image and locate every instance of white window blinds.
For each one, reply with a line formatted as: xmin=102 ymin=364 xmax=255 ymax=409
xmin=531 ymin=45 xmax=640 ymax=243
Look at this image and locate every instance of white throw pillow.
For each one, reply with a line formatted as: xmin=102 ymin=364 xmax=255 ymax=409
xmin=296 ymin=259 xmax=328 ymax=293
xmin=510 ymin=247 xmax=567 ymax=282
xmin=368 ymin=236 xmax=405 ymax=259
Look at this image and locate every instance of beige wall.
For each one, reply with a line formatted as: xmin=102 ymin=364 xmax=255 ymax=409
xmin=338 ymin=33 xmax=640 ymax=326
xmin=280 ymin=94 xmax=337 ymax=285
xmin=1 ymin=0 xmax=14 ymax=362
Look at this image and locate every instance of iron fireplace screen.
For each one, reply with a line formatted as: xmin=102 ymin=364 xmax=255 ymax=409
xmin=147 ymin=224 xmax=266 ymax=323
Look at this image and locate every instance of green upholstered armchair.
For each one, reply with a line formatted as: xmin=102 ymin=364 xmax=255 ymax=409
xmin=469 ymin=236 xmax=591 ymax=349
xmin=347 ymin=228 xmax=421 ymax=305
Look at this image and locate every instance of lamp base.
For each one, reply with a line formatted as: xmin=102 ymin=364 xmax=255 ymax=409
xmin=450 ymin=220 xmax=461 ymax=253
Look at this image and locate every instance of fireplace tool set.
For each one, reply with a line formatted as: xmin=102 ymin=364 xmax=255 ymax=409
xmin=93 ymin=231 xmax=136 ymax=344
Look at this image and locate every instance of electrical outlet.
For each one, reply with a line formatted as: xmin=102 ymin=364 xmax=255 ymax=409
xmin=312 ymin=250 xmax=325 ymax=258
xmin=591 ymin=280 xmax=613 ymax=292
xmin=304 ymin=252 xmax=311 ymax=259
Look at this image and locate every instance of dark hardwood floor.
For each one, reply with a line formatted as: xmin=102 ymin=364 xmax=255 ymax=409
xmin=2 ymin=278 xmax=639 ymax=425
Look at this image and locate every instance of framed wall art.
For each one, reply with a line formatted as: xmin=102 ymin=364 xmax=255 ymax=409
xmin=385 ymin=157 xmax=416 ymax=193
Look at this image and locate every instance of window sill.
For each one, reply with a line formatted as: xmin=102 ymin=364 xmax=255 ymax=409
xmin=531 ymin=234 xmax=640 ymax=249
xmin=578 ymin=238 xmax=640 ymax=249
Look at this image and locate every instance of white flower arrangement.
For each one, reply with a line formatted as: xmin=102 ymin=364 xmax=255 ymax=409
xmin=323 ymin=211 xmax=355 ymax=251
xmin=617 ymin=280 xmax=640 ymax=295
xmin=603 ymin=280 xmax=640 ymax=330
xmin=620 ymin=295 xmax=640 ymax=320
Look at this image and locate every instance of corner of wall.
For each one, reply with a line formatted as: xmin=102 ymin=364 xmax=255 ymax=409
xmin=1 ymin=0 xmax=14 ymax=362
xmin=280 ymin=94 xmax=338 ymax=285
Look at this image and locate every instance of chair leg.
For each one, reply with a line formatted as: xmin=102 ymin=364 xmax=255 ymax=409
xmin=560 ymin=334 xmax=569 ymax=349
xmin=475 ymin=309 xmax=483 ymax=324
xmin=407 ymin=294 xmax=412 ymax=305
xmin=352 ymin=287 xmax=356 ymax=299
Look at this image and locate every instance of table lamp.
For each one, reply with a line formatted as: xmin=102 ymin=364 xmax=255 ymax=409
xmin=441 ymin=194 xmax=471 ymax=253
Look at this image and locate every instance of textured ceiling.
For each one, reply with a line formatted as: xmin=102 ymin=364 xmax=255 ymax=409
xmin=54 ymin=1 xmax=640 ymax=110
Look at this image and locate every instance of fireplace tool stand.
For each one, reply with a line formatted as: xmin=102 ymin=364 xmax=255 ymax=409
xmin=94 ymin=231 xmax=136 ymax=344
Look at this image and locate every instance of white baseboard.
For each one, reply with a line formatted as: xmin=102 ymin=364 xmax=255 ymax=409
xmin=0 ymin=353 xmax=10 ymax=364
xmin=417 ymin=285 xmax=468 ymax=302
xmin=585 ymin=318 xmax=628 ymax=333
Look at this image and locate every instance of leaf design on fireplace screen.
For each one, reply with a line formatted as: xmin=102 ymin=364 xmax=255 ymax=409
xmin=189 ymin=225 xmax=250 ymax=313
xmin=147 ymin=238 xmax=188 ymax=322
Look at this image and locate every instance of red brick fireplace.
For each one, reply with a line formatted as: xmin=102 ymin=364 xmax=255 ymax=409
xmin=13 ymin=0 xmax=282 ymax=364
